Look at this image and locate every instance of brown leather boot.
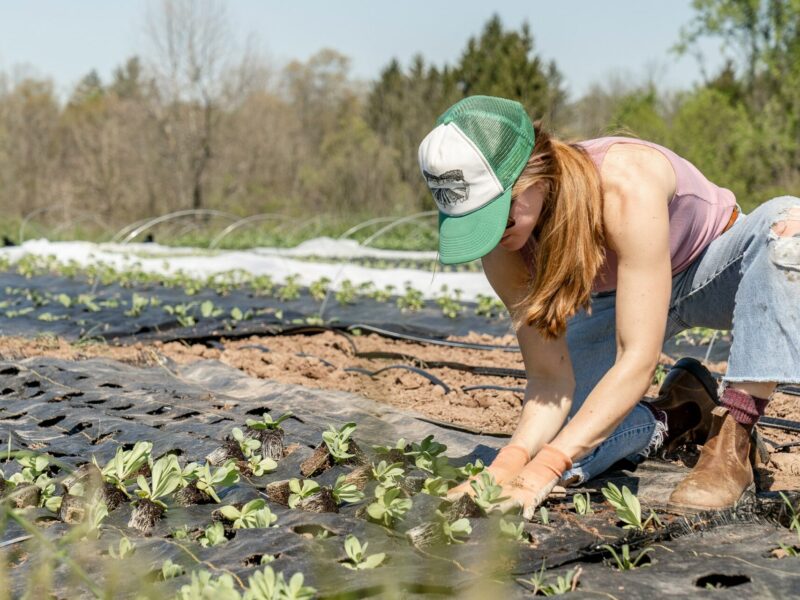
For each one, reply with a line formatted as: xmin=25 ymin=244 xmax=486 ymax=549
xmin=667 ymin=406 xmax=755 ymax=514
xmin=647 ymin=357 xmax=719 ymax=455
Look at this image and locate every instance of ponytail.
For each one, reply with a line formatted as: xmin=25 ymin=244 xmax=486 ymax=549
xmin=512 ymin=125 xmax=606 ymax=339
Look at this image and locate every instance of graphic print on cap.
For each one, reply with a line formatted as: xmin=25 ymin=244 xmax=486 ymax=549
xmin=422 ymin=169 xmax=470 ymax=209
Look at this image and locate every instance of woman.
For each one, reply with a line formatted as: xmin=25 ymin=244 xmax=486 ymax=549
xmin=418 ymin=95 xmax=800 ymax=518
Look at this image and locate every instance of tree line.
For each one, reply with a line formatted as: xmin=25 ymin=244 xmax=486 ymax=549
xmin=0 ymin=0 xmax=797 ymax=244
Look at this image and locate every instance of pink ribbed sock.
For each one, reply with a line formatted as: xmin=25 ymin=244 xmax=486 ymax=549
xmin=721 ymin=387 xmax=769 ymax=427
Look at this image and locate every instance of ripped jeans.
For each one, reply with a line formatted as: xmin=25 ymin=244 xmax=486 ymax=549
xmin=560 ymin=196 xmax=800 ymax=485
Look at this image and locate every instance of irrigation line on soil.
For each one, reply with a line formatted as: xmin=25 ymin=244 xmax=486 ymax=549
xmin=461 ymin=385 xmax=525 ymax=394
xmin=410 ymin=415 xmax=513 ymax=438
xmin=345 ymin=324 xmax=519 ymax=352
xmin=758 ymin=416 xmax=800 ymax=434
xmin=354 ymin=351 xmax=526 ymax=379
xmin=343 ymin=364 xmax=451 ymax=394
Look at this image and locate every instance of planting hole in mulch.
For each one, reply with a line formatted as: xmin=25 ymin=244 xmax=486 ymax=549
xmin=695 ymin=573 xmax=752 ymax=589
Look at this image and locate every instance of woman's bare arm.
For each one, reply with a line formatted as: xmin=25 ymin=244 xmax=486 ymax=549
xmin=481 ymin=245 xmax=576 ymax=457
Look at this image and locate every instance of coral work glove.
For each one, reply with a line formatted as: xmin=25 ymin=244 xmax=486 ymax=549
xmin=446 ymin=444 xmax=529 ymax=500
xmin=497 ymin=444 xmax=573 ymax=520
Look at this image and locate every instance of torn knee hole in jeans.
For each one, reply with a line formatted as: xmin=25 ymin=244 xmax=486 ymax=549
xmin=769 ymin=206 xmax=800 ymax=273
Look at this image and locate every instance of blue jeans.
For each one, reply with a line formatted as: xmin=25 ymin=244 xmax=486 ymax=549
xmin=561 ymin=196 xmax=800 ymax=484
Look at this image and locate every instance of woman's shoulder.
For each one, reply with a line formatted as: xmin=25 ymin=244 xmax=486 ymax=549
xmin=599 ymin=141 xmax=677 ymax=204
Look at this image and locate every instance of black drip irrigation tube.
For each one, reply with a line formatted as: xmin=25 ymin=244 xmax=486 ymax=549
xmin=345 ymin=323 xmax=520 ymax=352
xmin=343 ymin=364 xmax=451 ymax=394
xmin=461 ymin=384 xmax=525 ymax=394
xmin=758 ymin=416 xmax=800 ymax=434
xmin=356 ymin=351 xmax=526 ymax=379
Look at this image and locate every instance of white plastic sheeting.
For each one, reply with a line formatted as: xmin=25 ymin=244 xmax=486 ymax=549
xmin=0 ymin=238 xmax=497 ymax=301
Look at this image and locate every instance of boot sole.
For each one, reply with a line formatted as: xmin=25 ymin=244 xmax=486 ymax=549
xmin=650 ymin=358 xmax=721 ymax=453
xmin=660 ymin=357 xmax=719 ymax=401
xmin=665 ymin=481 xmax=756 ymax=516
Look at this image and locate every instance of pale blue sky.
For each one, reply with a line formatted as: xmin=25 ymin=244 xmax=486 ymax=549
xmin=0 ymin=1 xmax=724 ymax=100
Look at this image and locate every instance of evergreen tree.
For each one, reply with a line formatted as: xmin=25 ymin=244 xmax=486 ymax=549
xmin=456 ymin=15 xmax=565 ymax=123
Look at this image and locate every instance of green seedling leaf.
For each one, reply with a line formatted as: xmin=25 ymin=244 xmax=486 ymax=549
xmin=288 ymin=479 xmax=321 ymax=508
xmin=160 ymin=559 xmax=184 ymax=580
xmin=572 ymin=492 xmax=593 ymax=515
xmin=342 ymin=535 xmax=386 ymax=570
xmin=199 ymin=522 xmax=227 ymax=548
xmin=245 ymin=412 xmax=292 ymax=431
xmin=332 ymin=475 xmax=364 ymax=505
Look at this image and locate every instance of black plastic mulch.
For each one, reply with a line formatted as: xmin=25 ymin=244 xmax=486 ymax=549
xmin=0 ymin=271 xmax=515 ymax=343
xmin=2 ymin=356 xmax=800 ymax=598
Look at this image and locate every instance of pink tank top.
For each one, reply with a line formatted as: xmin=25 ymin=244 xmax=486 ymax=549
xmin=532 ymin=137 xmax=737 ymax=293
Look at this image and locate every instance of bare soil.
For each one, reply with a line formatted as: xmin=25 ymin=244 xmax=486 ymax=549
xmin=1 ymin=331 xmax=798 ymax=490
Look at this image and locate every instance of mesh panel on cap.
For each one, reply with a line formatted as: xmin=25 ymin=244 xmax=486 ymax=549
xmin=437 ymin=96 xmax=535 ymax=189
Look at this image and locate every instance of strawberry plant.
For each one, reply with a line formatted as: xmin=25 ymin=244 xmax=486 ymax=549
xmin=244 ymin=566 xmax=316 ymax=600
xmin=435 ymin=285 xmax=463 ymax=319
xmin=124 ymin=293 xmax=151 ymax=317
xmin=499 ymin=518 xmax=528 ymax=542
xmin=601 ymin=544 xmax=653 ymax=570
xmin=108 ymin=536 xmax=136 ymax=559
xmin=475 ymin=294 xmax=506 ymax=318
xmin=371 ymin=461 xmax=405 ymax=487
xmin=128 ymin=454 xmax=182 ymax=530
xmin=200 ymin=300 xmax=223 ymax=318
xmin=366 ymin=485 xmax=412 ymax=527
xmin=322 ymin=422 xmax=358 ymax=462
xmin=159 ymin=559 xmax=184 ymax=580
xmin=288 ymin=479 xmax=321 ymax=508
xmin=230 ymin=306 xmax=254 ymax=322
xmin=335 ymin=279 xmax=357 ymax=305
xmin=436 ymin=509 xmax=471 ymax=544
xmin=421 ymin=476 xmax=450 ymax=497
xmin=246 ymin=412 xmax=292 ymax=431
xmin=397 ymin=284 xmax=424 ymax=312
xmin=193 ymin=462 xmax=239 ymax=503
xmin=95 ymin=441 xmax=152 ymax=495
xmin=406 ymin=435 xmax=447 ymax=472
xmin=163 ymin=302 xmax=197 ymax=327
xmin=572 ymin=492 xmax=593 ymax=515
xmin=199 ymin=522 xmax=228 ymax=548
xmin=368 ymin=284 xmax=395 ymax=303
xmin=177 ymin=570 xmax=239 ymax=599
xmin=219 ymin=499 xmax=277 ymax=529
xmin=331 ymin=475 xmax=364 ymax=505
xmin=309 ymin=276 xmax=331 ymax=301
xmin=524 ymin=563 xmax=582 ymax=595
xmin=277 ymin=275 xmax=301 ymax=301
xmin=602 ymin=483 xmax=660 ymax=530
xmin=251 ymin=274 xmax=275 ymax=296
xmin=232 ymin=427 xmax=261 ymax=457
xmin=470 ymin=472 xmax=508 ymax=514
xmin=341 ymin=535 xmax=386 ymax=570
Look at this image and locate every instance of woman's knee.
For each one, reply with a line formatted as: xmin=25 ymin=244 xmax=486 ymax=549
xmin=746 ymin=197 xmax=800 ymax=274
xmin=765 ymin=197 xmax=800 ymax=273
xmin=755 ymin=196 xmax=800 ymax=228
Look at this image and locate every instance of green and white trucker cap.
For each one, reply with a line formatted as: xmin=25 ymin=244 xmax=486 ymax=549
xmin=418 ymin=95 xmax=535 ymax=264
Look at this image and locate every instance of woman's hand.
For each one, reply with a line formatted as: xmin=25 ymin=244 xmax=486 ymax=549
xmin=446 ymin=444 xmax=529 ymax=500
xmin=495 ymin=444 xmax=572 ymax=519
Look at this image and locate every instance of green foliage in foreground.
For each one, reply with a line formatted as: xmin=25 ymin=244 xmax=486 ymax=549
xmin=601 ymin=544 xmax=653 ymax=571
xmin=341 ymin=535 xmax=386 ymax=570
xmin=522 ymin=563 xmax=582 ymax=596
xmin=601 ymin=482 xmax=660 ymax=531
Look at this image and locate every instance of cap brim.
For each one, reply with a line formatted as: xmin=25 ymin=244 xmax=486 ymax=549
xmin=438 ymin=189 xmax=511 ymax=265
